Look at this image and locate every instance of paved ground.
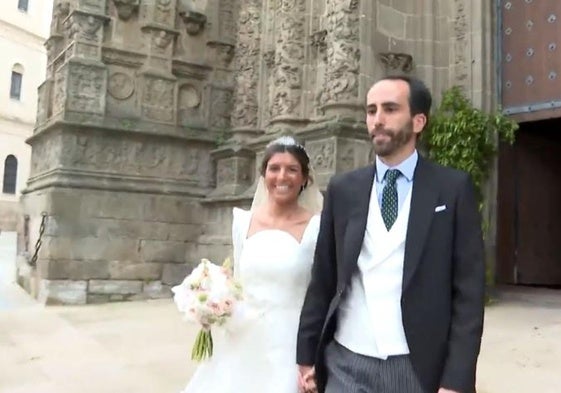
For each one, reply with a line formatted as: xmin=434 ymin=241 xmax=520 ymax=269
xmin=1 ymin=232 xmax=560 ymax=392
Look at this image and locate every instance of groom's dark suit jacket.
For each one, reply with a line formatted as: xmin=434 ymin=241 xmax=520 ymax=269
xmin=297 ymin=156 xmax=485 ymax=393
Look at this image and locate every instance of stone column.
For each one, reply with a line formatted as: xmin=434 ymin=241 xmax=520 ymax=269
xmin=289 ymin=0 xmax=370 ymax=189
xmin=230 ymin=0 xmax=262 ymax=141
xmin=267 ymin=0 xmax=307 ymax=131
xmin=204 ymin=0 xmax=236 ymax=135
xmin=49 ymin=0 xmax=110 ymax=123
xmin=319 ymin=0 xmax=362 ymax=118
xmin=138 ymin=0 xmax=179 ymax=125
xmin=209 ymin=0 xmax=261 ymax=198
xmin=37 ymin=1 xmax=71 ymax=127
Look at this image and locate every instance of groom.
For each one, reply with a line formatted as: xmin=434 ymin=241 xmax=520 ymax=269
xmin=297 ymin=76 xmax=485 ymax=393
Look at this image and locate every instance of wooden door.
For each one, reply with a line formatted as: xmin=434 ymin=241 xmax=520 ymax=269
xmin=500 ymin=0 xmax=561 ymax=122
xmin=497 ymin=120 xmax=561 ymax=285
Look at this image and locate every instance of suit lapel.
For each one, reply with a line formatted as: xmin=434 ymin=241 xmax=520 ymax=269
xmin=342 ymin=166 xmax=374 ymax=283
xmin=402 ymin=156 xmax=439 ymax=290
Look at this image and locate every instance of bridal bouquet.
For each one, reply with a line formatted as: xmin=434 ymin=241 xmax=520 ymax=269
xmin=172 ymin=257 xmax=243 ymax=362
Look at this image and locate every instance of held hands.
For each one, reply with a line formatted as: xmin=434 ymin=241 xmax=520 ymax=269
xmin=298 ymin=365 xmax=317 ymax=393
xmin=438 ymin=388 xmax=460 ymax=393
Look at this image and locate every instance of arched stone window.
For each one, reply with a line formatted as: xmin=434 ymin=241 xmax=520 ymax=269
xmin=2 ymin=155 xmax=18 ymax=194
xmin=10 ymin=64 xmax=24 ymax=100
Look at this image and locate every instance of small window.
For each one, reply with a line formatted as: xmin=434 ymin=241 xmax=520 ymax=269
xmin=10 ymin=71 xmax=22 ymax=100
xmin=3 ymin=155 xmax=18 ymax=194
xmin=18 ymin=0 xmax=29 ymax=12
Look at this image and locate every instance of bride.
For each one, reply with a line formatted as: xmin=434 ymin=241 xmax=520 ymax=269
xmin=180 ymin=136 xmax=323 ymax=393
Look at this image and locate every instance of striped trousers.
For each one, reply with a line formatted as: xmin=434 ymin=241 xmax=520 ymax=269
xmin=324 ymin=341 xmax=426 ymax=393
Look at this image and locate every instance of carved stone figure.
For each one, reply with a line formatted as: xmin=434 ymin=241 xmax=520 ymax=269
xmin=113 ymin=0 xmax=140 ymax=20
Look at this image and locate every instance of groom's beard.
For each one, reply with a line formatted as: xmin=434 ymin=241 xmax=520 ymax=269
xmin=372 ymin=121 xmax=414 ymax=157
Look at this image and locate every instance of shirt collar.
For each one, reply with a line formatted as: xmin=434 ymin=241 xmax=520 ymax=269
xmin=375 ymin=150 xmax=418 ymax=183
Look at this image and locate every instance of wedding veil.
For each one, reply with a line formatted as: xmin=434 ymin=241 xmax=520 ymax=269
xmin=250 ymin=136 xmax=324 ymax=214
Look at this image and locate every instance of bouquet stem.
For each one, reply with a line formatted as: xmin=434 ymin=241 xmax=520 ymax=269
xmin=191 ymin=328 xmax=213 ymax=362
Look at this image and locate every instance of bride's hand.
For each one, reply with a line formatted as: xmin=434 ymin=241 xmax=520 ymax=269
xmin=298 ymin=365 xmax=317 ymax=393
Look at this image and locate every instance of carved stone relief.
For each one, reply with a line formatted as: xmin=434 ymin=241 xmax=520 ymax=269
xmin=319 ymin=0 xmax=361 ymax=108
xmin=179 ymin=10 xmax=207 ymax=35
xmin=216 ymin=158 xmax=235 ymax=187
xmin=338 ymin=143 xmax=355 ymax=172
xmin=306 ymin=139 xmax=335 ymax=172
xmin=36 ymin=80 xmax=53 ymax=124
xmin=336 ymin=139 xmax=370 ymax=172
xmin=231 ymin=3 xmax=261 ymax=129
xmin=152 ymin=29 xmax=176 ymax=55
xmin=66 ymin=63 xmax=106 ymax=114
xmin=311 ymin=29 xmax=328 ymax=61
xmin=52 ymin=69 xmax=65 ymax=116
xmin=182 ymin=147 xmax=212 ymax=186
xmin=206 ymin=41 xmax=235 ymax=68
xmin=50 ymin=1 xmax=70 ymax=35
xmin=237 ymin=158 xmax=252 ymax=185
xmin=64 ymin=12 xmax=106 ymax=43
xmin=178 ymin=83 xmax=202 ymax=125
xmin=378 ymin=52 xmax=413 ymax=73
xmin=270 ymin=0 xmax=306 ymax=120
xmin=141 ymin=76 xmax=175 ymax=123
xmin=263 ymin=50 xmax=275 ymax=68
xmin=30 ymin=135 xmax=62 ymax=176
xmin=219 ymin=0 xmax=236 ymax=38
xmin=45 ymin=37 xmax=63 ymax=64
xmin=79 ymin=0 xmax=105 ymax=12
xmin=108 ymin=72 xmax=135 ymax=100
xmin=113 ymin=0 xmax=140 ymax=20
xmin=155 ymin=0 xmax=174 ymax=25
xmin=214 ymin=155 xmax=252 ymax=191
xmin=65 ymin=133 xmax=211 ymax=183
xmin=209 ymin=87 xmax=233 ymax=129
xmin=179 ymin=84 xmax=200 ymax=108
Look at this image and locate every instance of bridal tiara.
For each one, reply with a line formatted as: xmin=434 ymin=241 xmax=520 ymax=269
xmin=267 ymin=136 xmax=308 ymax=155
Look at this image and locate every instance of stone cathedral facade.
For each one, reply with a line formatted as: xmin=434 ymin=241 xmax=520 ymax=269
xmin=17 ymin=0 xmax=493 ymax=304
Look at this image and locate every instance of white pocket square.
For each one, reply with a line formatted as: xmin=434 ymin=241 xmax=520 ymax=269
xmin=434 ymin=205 xmax=447 ymax=212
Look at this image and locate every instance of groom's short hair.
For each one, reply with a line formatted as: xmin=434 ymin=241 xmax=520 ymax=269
xmin=377 ymin=75 xmax=432 ymax=120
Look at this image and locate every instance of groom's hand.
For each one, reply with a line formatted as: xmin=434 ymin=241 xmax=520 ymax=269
xmin=298 ymin=365 xmax=316 ymax=393
xmin=438 ymin=388 xmax=459 ymax=393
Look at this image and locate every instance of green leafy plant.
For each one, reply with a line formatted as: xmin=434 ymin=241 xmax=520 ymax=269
xmin=422 ymin=86 xmax=519 ymax=299
xmin=422 ymin=86 xmax=518 ymax=205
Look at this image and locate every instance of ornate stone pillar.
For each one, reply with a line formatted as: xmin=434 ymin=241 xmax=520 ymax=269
xmin=209 ymin=0 xmax=261 ymax=198
xmin=267 ymin=0 xmax=307 ymax=131
xmin=137 ymin=0 xmax=180 ymax=125
xmin=204 ymin=0 xmax=236 ymax=136
xmin=37 ymin=1 xmax=71 ymax=127
xmin=230 ymin=0 xmax=262 ymax=141
xmin=47 ymin=0 xmax=110 ymax=123
xmin=319 ymin=0 xmax=362 ymax=118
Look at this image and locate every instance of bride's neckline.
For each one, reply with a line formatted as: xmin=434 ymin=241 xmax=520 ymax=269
xmin=244 ymin=214 xmax=318 ymax=245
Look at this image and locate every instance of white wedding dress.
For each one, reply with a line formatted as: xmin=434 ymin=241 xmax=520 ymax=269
xmin=181 ymin=207 xmax=321 ymax=393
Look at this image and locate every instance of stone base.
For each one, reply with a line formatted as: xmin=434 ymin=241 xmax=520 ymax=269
xmin=34 ymin=279 xmax=173 ymax=305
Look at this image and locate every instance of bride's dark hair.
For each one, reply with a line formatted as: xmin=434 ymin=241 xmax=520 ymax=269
xmin=260 ymin=136 xmax=311 ymax=181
